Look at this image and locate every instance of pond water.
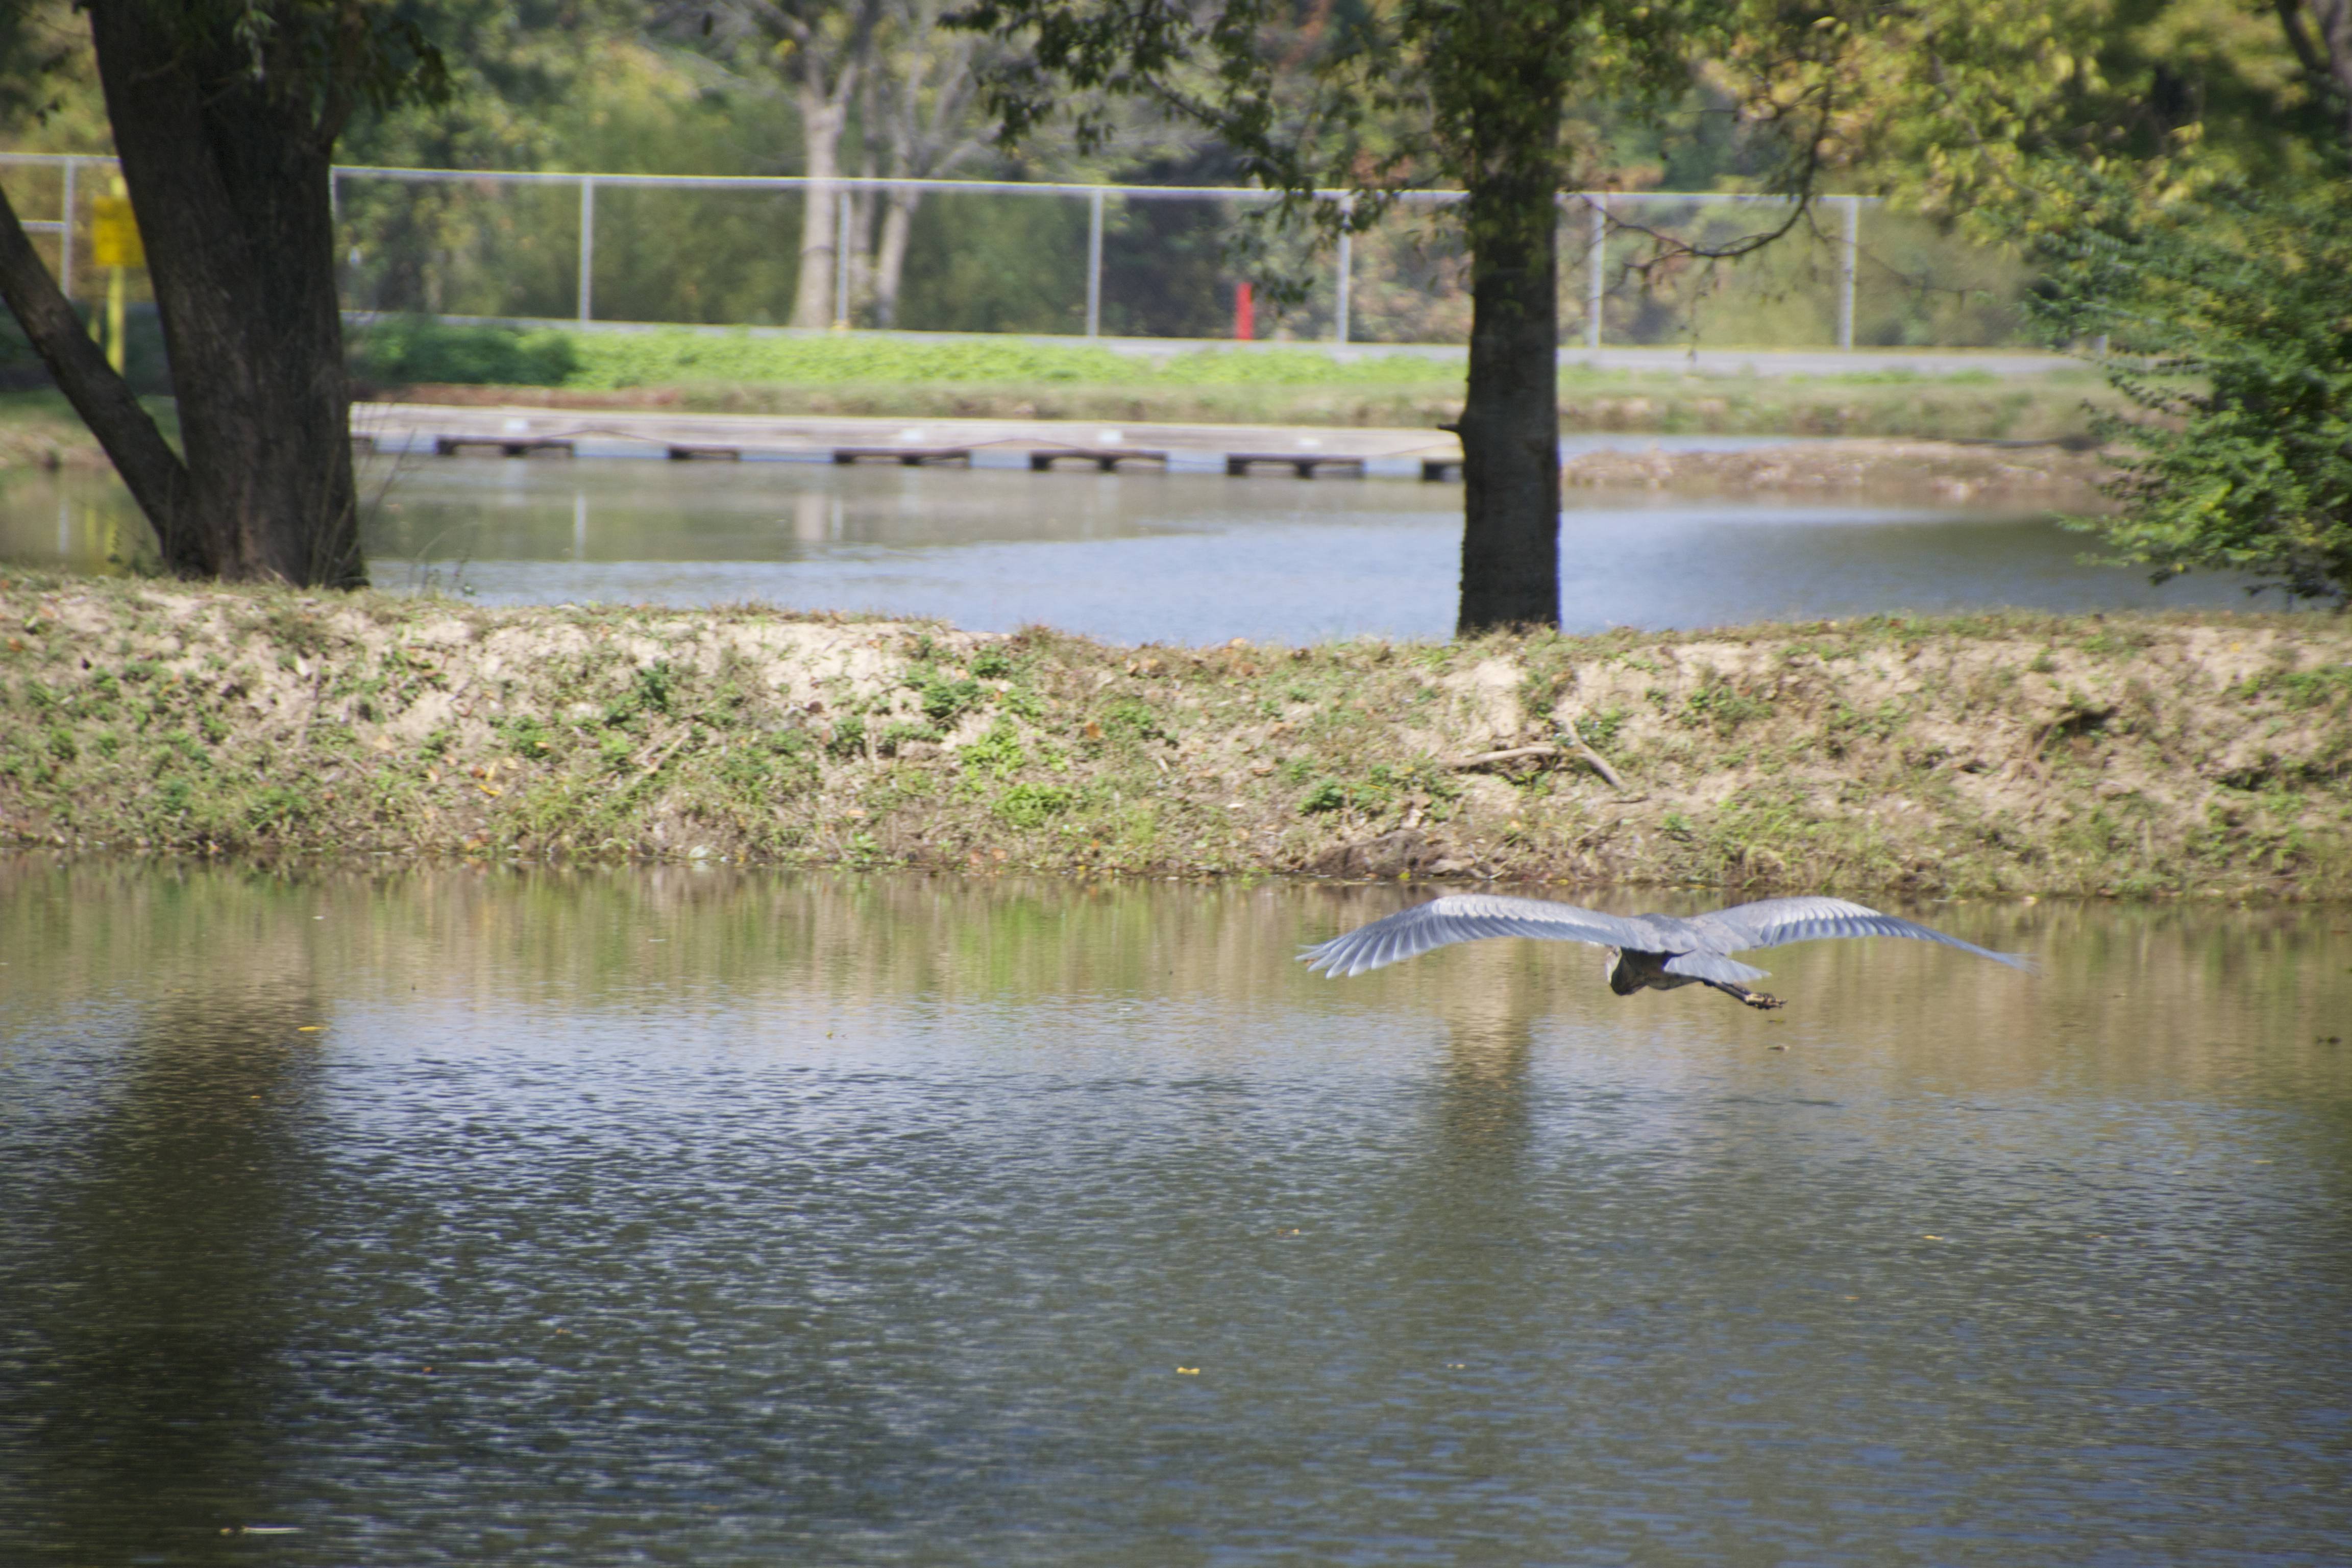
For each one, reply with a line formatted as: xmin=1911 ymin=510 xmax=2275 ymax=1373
xmin=0 ymin=458 xmax=2264 ymax=645
xmin=4 ymin=860 xmax=2348 ymax=1565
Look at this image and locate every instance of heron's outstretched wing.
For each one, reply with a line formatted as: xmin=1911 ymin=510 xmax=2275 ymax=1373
xmin=1697 ymin=897 xmax=2033 ymax=970
xmin=1663 ymin=951 xmax=1770 ymax=984
xmin=1301 ymin=894 xmax=1652 ymax=978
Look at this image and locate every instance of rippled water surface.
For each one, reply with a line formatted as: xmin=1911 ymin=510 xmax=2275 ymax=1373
xmin=0 ymin=459 xmax=2265 ymax=644
xmin=3 ymin=863 xmax=2348 ymax=1564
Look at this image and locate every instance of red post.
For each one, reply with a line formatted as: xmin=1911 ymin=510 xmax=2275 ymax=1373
xmin=1234 ymin=280 xmax=1254 ymax=341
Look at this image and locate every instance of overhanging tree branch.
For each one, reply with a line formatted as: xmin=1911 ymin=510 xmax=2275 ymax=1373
xmin=0 ymin=183 xmax=199 ymax=573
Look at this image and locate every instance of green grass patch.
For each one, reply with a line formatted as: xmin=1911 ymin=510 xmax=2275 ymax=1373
xmin=324 ymin=317 xmax=2120 ymax=442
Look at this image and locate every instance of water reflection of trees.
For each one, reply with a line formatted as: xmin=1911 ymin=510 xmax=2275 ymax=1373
xmin=7 ymin=963 xmax=326 ymax=1558
xmin=6 ymin=860 xmax=2347 ymax=1102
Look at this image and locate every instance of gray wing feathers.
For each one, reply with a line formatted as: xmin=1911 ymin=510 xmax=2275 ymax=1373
xmin=1663 ymin=951 xmax=1771 ymax=985
xmin=1301 ymin=894 xmax=1645 ymax=978
xmin=1704 ymin=898 xmax=2033 ymax=970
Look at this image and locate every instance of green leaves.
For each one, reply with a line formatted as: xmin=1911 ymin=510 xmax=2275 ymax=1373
xmin=2041 ymin=168 xmax=2352 ymax=606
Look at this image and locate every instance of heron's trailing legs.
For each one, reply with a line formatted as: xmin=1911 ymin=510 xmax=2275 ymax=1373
xmin=1710 ymin=982 xmax=1785 ymax=1011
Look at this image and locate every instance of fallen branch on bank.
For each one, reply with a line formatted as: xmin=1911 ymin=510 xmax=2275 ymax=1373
xmin=1560 ymin=720 xmax=1630 ymax=793
xmin=1451 ymin=723 xmax=1629 ymax=794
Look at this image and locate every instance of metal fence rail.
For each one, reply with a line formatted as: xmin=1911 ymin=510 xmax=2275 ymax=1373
xmin=3 ymin=151 xmax=1940 ymax=351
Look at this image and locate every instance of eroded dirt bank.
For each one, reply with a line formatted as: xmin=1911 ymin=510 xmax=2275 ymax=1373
xmin=3 ymin=576 xmax=2345 ymax=898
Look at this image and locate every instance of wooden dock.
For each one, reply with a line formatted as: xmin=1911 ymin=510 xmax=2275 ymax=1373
xmin=1224 ymin=452 xmax=1367 ymax=479
xmin=433 ymin=435 xmax=576 ymax=458
xmin=830 ymin=445 xmax=974 ymax=467
xmin=353 ymin=403 xmax=1464 ymax=482
xmin=1026 ymin=447 xmax=1170 ymax=472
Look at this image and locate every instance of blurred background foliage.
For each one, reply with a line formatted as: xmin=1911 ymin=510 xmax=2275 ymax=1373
xmin=0 ymin=0 xmax=2334 ymax=354
xmin=0 ymin=0 xmax=2070 ymax=349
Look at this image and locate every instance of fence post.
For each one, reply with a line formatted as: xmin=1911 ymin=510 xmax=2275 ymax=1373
xmin=1585 ymin=197 xmax=1605 ymax=350
xmin=58 ymin=157 xmax=75 ymax=302
xmin=578 ymin=175 xmax=595 ymax=324
xmin=1086 ymin=187 xmax=1104 ymax=337
xmin=834 ymin=188 xmax=852 ymax=329
xmin=1334 ymin=194 xmax=1353 ymax=345
xmin=1836 ymin=195 xmax=1858 ymax=352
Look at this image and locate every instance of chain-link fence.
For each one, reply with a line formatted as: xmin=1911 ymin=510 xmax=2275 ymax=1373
xmin=2 ymin=152 xmax=2034 ymax=350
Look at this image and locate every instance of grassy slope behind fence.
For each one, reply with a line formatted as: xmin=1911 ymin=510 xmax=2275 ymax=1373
xmin=4 ymin=577 xmax=2347 ymax=898
xmin=346 ymin=319 xmax=2120 ymax=439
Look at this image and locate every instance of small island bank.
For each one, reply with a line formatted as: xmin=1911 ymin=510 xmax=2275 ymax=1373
xmin=4 ymin=576 xmax=2344 ymax=900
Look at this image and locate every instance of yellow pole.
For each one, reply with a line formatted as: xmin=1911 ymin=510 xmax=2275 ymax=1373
xmin=106 ymin=266 xmax=126 ymax=375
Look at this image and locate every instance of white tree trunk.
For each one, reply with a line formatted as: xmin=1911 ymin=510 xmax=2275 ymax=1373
xmin=875 ymin=189 xmax=919 ymax=327
xmin=791 ymin=88 xmax=846 ymax=330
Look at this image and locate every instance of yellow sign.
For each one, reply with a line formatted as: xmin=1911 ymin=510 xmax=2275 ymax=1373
xmin=91 ymin=193 xmax=144 ymax=269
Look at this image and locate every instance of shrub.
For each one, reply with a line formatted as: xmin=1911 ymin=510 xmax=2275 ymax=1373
xmin=960 ymin=719 xmax=1027 ymax=777
xmin=994 ymin=781 xmax=1074 ymax=827
xmin=348 ymin=316 xmax=579 ymax=387
xmin=2040 ymin=169 xmax=2352 ymax=606
xmin=1299 ymin=778 xmax=1350 ymax=814
xmin=917 ymin=674 xmax=984 ymax=723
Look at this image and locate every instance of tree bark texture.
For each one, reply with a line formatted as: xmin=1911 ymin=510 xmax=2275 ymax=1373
xmin=1453 ymin=172 xmax=1563 ymax=634
xmin=874 ymin=189 xmax=919 ymax=326
xmin=2274 ymin=0 xmax=2352 ymax=151
xmin=84 ymin=0 xmax=364 ymax=586
xmin=792 ymin=85 xmax=850 ymax=329
xmin=0 ymin=185 xmax=201 ymax=572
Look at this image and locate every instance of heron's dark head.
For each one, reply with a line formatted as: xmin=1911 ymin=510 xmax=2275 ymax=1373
xmin=1604 ymin=946 xmax=1645 ymax=996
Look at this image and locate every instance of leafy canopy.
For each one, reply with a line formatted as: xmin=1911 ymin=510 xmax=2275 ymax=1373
xmin=950 ymin=0 xmax=1848 ymax=263
xmin=2038 ymin=168 xmax=2352 ymax=606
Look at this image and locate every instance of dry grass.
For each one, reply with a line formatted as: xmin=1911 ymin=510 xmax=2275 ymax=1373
xmin=3 ymin=573 xmax=2346 ymax=898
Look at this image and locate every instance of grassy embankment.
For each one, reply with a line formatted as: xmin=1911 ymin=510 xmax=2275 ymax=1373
xmin=346 ymin=320 xmax=2124 ymax=442
xmin=5 ymin=575 xmax=2346 ymax=898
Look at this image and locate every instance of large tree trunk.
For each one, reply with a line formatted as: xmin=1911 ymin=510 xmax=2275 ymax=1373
xmin=0 ymin=186 xmax=202 ymax=573
xmin=1454 ymin=170 xmax=1562 ymax=634
xmin=81 ymin=0 xmax=362 ymax=585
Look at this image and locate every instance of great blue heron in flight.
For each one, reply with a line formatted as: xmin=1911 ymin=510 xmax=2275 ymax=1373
xmin=1301 ymin=894 xmax=2030 ymax=1010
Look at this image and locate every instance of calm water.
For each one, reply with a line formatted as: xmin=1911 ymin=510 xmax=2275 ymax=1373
xmin=1 ymin=458 xmax=2264 ymax=643
xmin=3 ymin=861 xmax=2348 ymax=1564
